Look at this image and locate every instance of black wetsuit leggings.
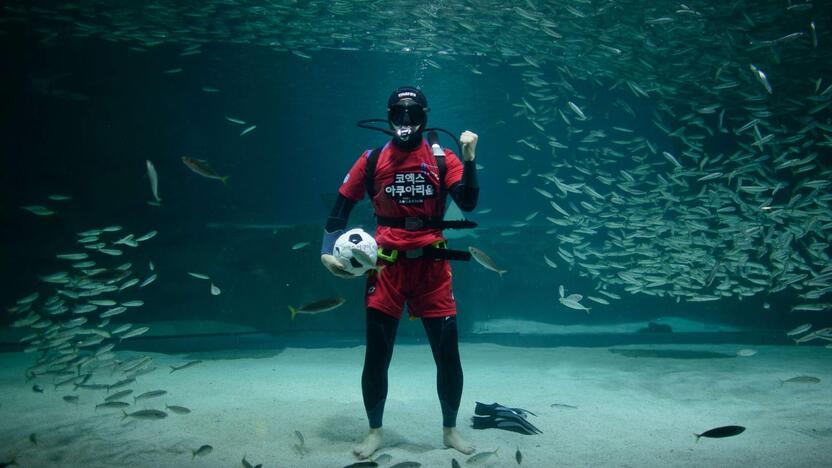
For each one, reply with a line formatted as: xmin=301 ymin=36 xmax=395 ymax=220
xmin=362 ymin=308 xmax=463 ymax=428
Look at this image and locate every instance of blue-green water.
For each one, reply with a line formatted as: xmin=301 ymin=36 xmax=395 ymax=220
xmin=1 ymin=2 xmax=831 ymax=466
xmin=3 ymin=2 xmax=829 ymax=339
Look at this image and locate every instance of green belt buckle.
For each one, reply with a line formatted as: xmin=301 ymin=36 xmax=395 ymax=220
xmin=378 ymin=248 xmax=398 ymax=263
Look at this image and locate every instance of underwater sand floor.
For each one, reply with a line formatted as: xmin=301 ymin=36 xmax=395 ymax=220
xmin=0 ymin=343 xmax=829 ymax=467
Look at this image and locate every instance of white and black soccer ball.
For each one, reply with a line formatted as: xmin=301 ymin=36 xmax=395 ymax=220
xmin=332 ymin=228 xmax=378 ymax=276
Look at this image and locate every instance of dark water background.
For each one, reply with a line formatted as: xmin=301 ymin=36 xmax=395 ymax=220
xmin=0 ymin=18 xmax=814 ymax=340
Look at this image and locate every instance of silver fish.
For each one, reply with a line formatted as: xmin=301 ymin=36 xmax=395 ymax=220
xmin=468 ymin=247 xmax=507 ymax=277
xmin=559 ymin=297 xmax=591 ymax=313
xmin=146 ymin=160 xmax=161 ymax=203
xmin=465 ymin=448 xmax=499 ymax=465
xmin=786 ymin=324 xmax=812 ymax=336
xmin=119 ymin=326 xmax=150 ymax=340
xmin=289 ymin=297 xmax=346 ymax=320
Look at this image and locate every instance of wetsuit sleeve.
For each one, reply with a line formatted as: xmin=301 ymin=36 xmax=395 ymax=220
xmin=321 ymin=194 xmax=356 ymax=255
xmin=322 ymin=152 xmax=367 ymax=255
xmin=338 ymin=150 xmax=370 ymax=202
xmin=445 ymin=151 xmax=478 ymax=212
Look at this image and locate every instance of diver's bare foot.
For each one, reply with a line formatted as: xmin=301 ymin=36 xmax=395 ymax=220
xmin=443 ymin=426 xmax=474 ymax=455
xmin=352 ymin=428 xmax=383 ymax=459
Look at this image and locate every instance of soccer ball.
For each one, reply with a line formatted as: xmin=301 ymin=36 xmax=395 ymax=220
xmin=333 ymin=228 xmax=378 ymax=276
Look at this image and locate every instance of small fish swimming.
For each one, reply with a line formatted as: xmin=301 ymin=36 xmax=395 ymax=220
xmin=17 ymin=292 xmax=39 ymax=304
xmin=694 ymin=425 xmax=745 ymax=442
xmin=468 ymin=246 xmax=507 ymax=277
xmin=466 ymin=448 xmax=499 ymax=465
xmin=748 ymin=63 xmax=772 ymax=94
xmin=170 ymin=360 xmax=202 ymax=374
xmin=567 ymin=101 xmax=587 ymax=120
xmin=119 ymin=327 xmax=150 ymax=340
xmin=56 ymin=253 xmax=88 ymax=260
xmin=786 ymin=323 xmax=811 ymax=336
xmin=99 ymin=306 xmax=127 ymax=318
xmin=88 ymin=299 xmax=116 ymax=306
xmin=559 ymin=297 xmax=591 ymax=313
xmin=146 ymin=160 xmax=161 ymax=203
xmin=111 ymin=323 xmax=132 ymax=334
xmin=139 ymin=274 xmax=157 ymax=288
xmin=210 ymin=283 xmax=221 ymax=295
xmin=586 ymin=296 xmax=610 ymax=305
xmin=188 ymin=272 xmax=210 ymax=280
xmin=134 ymin=390 xmax=167 ymax=402
xmin=21 ymin=205 xmax=55 ymax=216
xmin=292 ymin=241 xmax=310 ymax=250
xmin=192 ymin=444 xmax=213 ymax=459
xmin=182 ymin=156 xmax=229 ymax=184
xmin=136 ymin=230 xmax=157 ymax=242
xmin=240 ymin=125 xmax=257 ymax=136
xmin=96 ymin=401 xmax=130 ymax=410
xmin=289 ymin=297 xmax=346 ymax=320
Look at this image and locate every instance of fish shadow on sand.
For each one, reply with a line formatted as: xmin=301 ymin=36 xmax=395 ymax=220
xmin=609 ymin=349 xmax=735 ymax=359
xmin=180 ymin=348 xmax=285 ymax=361
xmin=794 ymin=427 xmax=832 ymax=440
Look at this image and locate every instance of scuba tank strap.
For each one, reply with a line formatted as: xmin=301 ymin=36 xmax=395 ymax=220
xmin=428 ymin=131 xmax=447 ymax=212
xmin=364 ymin=147 xmax=382 ymax=199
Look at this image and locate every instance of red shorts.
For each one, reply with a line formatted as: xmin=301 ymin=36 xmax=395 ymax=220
xmin=365 ymin=257 xmax=456 ymax=320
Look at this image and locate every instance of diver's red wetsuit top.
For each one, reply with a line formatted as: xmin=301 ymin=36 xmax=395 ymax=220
xmin=339 ymin=141 xmax=464 ymax=250
xmin=339 ymin=140 xmax=464 ymax=319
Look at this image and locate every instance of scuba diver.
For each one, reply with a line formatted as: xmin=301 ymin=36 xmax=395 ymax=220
xmin=320 ymin=86 xmax=480 ymax=459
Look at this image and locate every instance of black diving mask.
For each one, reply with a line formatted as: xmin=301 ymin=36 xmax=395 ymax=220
xmin=389 ymin=100 xmax=427 ymax=143
xmin=389 ymin=99 xmax=427 ymax=126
